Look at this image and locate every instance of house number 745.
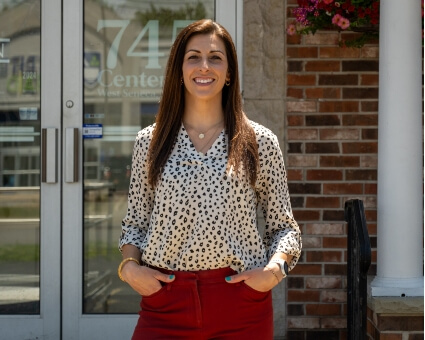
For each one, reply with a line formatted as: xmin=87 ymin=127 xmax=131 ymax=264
xmin=97 ymin=19 xmax=192 ymax=70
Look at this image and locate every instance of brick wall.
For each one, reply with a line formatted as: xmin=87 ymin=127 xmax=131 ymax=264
xmin=367 ymin=304 xmax=424 ymax=340
xmin=284 ymin=1 xmax=379 ymax=339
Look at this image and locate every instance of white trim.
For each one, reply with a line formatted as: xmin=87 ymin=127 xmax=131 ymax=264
xmin=236 ymin=0 xmax=244 ymax=91
xmin=215 ymin=0 xmax=237 ymax=39
xmin=215 ymin=0 xmax=244 ymax=91
xmin=370 ymin=277 xmax=424 ymax=297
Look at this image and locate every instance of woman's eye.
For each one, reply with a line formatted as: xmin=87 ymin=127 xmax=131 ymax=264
xmin=188 ymin=55 xmax=199 ymax=60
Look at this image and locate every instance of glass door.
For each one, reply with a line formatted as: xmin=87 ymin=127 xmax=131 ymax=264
xmin=0 ymin=0 xmax=241 ymax=338
xmin=63 ymin=1 xmax=241 ymax=339
xmin=0 ymin=0 xmax=61 ymax=339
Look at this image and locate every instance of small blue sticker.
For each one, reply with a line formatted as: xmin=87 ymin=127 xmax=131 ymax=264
xmin=83 ymin=124 xmax=103 ymax=139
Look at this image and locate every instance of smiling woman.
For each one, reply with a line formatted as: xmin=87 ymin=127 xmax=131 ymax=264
xmin=118 ymin=19 xmax=301 ymax=339
xmin=182 ymin=33 xmax=229 ymax=154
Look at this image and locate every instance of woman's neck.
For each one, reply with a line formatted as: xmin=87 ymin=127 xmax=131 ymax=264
xmin=183 ymin=98 xmax=224 ymax=130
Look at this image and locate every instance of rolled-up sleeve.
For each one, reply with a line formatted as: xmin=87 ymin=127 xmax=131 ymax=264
xmin=119 ymin=128 xmax=155 ymax=252
xmin=255 ymin=131 xmax=302 ymax=271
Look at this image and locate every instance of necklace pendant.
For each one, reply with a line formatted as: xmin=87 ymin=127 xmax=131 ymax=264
xmin=199 ymin=133 xmax=205 ymax=139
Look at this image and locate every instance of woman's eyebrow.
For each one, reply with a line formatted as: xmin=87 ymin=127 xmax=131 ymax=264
xmin=185 ymin=49 xmax=225 ymax=55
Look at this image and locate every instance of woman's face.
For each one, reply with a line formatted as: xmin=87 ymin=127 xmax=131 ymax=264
xmin=182 ymin=33 xmax=230 ymax=104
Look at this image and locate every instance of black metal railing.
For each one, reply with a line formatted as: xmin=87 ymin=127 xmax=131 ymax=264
xmin=345 ymin=199 xmax=372 ymax=340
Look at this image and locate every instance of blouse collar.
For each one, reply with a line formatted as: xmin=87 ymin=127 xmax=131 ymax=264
xmin=178 ymin=123 xmax=227 ymax=159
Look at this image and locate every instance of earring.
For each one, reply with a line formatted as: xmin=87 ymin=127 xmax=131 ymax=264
xmin=225 ymin=80 xmax=230 ymax=86
xmin=181 ymin=78 xmax=184 ymax=85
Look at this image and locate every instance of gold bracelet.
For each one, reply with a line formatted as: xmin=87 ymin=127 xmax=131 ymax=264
xmin=265 ymin=266 xmax=280 ymax=284
xmin=118 ymin=257 xmax=140 ymax=282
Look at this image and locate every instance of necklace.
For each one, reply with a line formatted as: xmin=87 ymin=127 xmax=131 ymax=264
xmin=184 ymin=120 xmax=223 ymax=140
xmin=197 ymin=123 xmax=223 ymax=156
xmin=185 ymin=120 xmax=223 ymax=140
xmin=183 ymin=120 xmax=224 ymax=156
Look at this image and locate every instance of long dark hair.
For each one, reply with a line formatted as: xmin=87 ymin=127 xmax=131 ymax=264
xmin=147 ymin=19 xmax=258 ymax=187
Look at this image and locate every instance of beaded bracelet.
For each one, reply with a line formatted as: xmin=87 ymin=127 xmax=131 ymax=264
xmin=118 ymin=257 xmax=140 ymax=282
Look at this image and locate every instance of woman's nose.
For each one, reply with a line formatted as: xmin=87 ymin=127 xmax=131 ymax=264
xmin=199 ymin=57 xmax=209 ymax=71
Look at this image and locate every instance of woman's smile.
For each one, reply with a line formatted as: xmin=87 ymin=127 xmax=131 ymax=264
xmin=193 ymin=77 xmax=216 ymax=87
xmin=194 ymin=77 xmax=214 ymax=84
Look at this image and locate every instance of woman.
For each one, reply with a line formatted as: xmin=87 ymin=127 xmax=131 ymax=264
xmin=119 ymin=19 xmax=301 ymax=339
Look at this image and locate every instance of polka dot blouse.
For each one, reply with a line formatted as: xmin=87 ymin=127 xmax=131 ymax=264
xmin=119 ymin=121 xmax=302 ymax=273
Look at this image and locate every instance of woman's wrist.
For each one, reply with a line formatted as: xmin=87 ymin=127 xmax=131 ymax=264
xmin=264 ymin=266 xmax=280 ymax=284
xmin=268 ymin=258 xmax=289 ymax=280
xmin=121 ymin=261 xmax=140 ymax=283
xmin=265 ymin=263 xmax=283 ymax=283
xmin=118 ymin=257 xmax=140 ymax=282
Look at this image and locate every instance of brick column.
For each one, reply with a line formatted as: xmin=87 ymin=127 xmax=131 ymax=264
xmin=371 ymin=0 xmax=423 ymax=296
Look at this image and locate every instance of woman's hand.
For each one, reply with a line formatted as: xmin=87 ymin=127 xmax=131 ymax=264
xmin=121 ymin=262 xmax=175 ymax=296
xmin=224 ymin=266 xmax=282 ymax=292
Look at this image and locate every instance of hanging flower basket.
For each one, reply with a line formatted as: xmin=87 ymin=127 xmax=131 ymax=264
xmin=286 ymin=0 xmax=380 ymax=48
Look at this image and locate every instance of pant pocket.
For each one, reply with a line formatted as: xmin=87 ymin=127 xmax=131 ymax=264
xmin=239 ymin=281 xmax=271 ymax=302
xmin=140 ymin=284 xmax=169 ymax=311
xmin=139 ymin=283 xmax=201 ymax=332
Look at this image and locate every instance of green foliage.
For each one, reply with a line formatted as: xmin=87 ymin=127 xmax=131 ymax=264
xmin=0 ymin=244 xmax=39 ymax=262
xmin=0 ymin=207 xmax=39 ymax=218
xmin=84 ymin=242 xmax=118 ymax=260
xmin=135 ymin=2 xmax=207 ymax=26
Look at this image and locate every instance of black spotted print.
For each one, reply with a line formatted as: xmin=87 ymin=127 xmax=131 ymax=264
xmin=119 ymin=121 xmax=302 ymax=273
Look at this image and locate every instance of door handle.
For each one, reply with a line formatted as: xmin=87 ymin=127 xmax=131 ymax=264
xmin=65 ymin=127 xmax=79 ymax=183
xmin=41 ymin=128 xmax=58 ymax=183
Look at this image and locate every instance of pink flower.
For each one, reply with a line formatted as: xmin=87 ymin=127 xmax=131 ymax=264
xmin=323 ymin=0 xmax=333 ymax=4
xmin=332 ymin=14 xmax=350 ymax=30
xmin=338 ymin=17 xmax=350 ymax=29
xmin=286 ymin=24 xmax=297 ymax=36
xmin=332 ymin=14 xmax=342 ymax=24
xmin=293 ymin=7 xmax=310 ymax=26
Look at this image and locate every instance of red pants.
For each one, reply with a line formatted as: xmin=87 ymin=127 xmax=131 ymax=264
xmin=132 ymin=267 xmax=273 ymax=340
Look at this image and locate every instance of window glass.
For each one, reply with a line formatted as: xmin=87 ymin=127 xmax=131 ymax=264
xmin=0 ymin=0 xmax=41 ymax=315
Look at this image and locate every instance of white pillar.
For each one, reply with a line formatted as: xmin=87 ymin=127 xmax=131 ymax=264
xmin=371 ymin=0 xmax=424 ymax=296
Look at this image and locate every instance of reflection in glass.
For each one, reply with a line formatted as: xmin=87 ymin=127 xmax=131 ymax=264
xmin=0 ymin=0 xmax=41 ymax=314
xmin=83 ymin=0 xmax=214 ymax=313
